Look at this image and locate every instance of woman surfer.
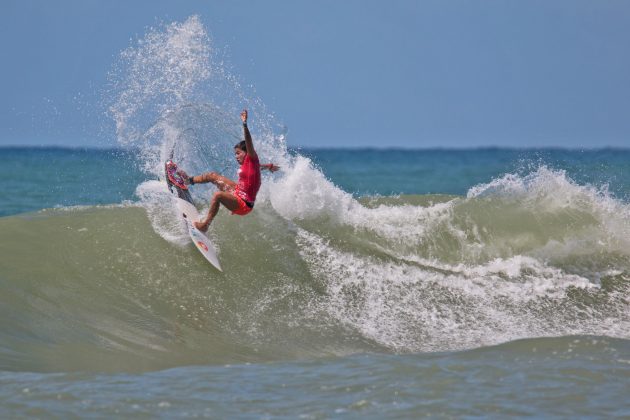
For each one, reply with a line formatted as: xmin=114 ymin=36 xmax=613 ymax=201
xmin=187 ymin=109 xmax=279 ymax=232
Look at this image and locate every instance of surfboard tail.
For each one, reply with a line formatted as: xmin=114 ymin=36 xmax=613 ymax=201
xmin=176 ymin=197 xmax=223 ymax=272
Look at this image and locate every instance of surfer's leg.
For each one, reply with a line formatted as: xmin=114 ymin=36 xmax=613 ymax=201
xmin=190 ymin=172 xmax=237 ymax=192
xmin=194 ymin=191 xmax=240 ymax=232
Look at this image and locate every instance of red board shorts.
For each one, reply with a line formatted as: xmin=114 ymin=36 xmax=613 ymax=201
xmin=231 ymin=193 xmax=253 ymax=216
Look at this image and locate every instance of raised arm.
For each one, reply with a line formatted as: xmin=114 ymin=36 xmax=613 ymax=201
xmin=241 ymin=109 xmax=258 ymax=161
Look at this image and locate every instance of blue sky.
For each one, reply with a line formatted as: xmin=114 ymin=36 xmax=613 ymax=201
xmin=1 ymin=0 xmax=629 ymax=148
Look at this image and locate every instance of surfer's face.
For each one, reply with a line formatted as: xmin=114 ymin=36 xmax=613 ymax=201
xmin=235 ymin=147 xmax=246 ymax=164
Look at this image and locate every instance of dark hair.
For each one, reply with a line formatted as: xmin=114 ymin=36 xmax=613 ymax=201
xmin=235 ymin=140 xmax=247 ymax=152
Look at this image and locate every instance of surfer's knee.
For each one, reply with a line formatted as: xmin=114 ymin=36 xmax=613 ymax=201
xmin=211 ymin=190 xmax=228 ymax=205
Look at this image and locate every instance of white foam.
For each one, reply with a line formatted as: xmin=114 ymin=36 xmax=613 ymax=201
xmin=268 ymin=155 xmax=360 ymax=222
xmin=135 ymin=180 xmax=188 ymax=246
xmin=262 ymin=162 xmax=630 ymax=352
xmin=266 ymin=155 xmax=458 ymax=243
xmin=295 ymin=227 xmax=626 ymax=352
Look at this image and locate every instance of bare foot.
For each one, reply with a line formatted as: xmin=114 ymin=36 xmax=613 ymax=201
xmin=194 ymin=221 xmax=209 ymax=232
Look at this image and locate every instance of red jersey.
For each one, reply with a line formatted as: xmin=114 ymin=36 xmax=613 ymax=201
xmin=235 ymin=154 xmax=261 ymax=203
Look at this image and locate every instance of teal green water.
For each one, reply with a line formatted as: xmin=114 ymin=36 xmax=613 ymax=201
xmin=0 ymin=147 xmax=145 ymax=217
xmin=303 ymin=147 xmax=630 ymax=199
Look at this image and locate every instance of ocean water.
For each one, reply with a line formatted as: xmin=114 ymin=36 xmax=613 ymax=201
xmin=2 ymin=15 xmax=630 ymax=418
xmin=2 ymin=146 xmax=629 ymax=418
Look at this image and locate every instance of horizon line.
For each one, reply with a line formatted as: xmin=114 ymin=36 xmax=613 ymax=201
xmin=1 ymin=144 xmax=629 ymax=152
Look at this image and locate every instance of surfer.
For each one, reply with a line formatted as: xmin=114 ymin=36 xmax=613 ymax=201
xmin=187 ymin=109 xmax=279 ymax=232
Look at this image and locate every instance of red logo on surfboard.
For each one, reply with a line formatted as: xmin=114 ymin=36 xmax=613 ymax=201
xmin=197 ymin=241 xmax=208 ymax=252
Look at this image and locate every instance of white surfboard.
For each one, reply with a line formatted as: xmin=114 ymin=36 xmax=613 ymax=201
xmin=174 ymin=197 xmax=222 ymax=271
xmin=165 ymin=159 xmax=222 ymax=271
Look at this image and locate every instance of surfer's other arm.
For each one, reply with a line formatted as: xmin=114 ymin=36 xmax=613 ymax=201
xmin=262 ymin=163 xmax=280 ymax=172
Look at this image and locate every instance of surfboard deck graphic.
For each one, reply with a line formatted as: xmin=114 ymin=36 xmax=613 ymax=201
xmin=165 ymin=160 xmax=222 ymax=271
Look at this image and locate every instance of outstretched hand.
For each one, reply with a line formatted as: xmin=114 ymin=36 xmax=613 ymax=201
xmin=240 ymin=109 xmax=248 ymax=124
xmin=268 ymin=164 xmax=280 ymax=173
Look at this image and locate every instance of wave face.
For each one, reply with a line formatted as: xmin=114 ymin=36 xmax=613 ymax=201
xmin=1 ymin=166 xmax=629 ymax=372
xmin=1 ymin=16 xmax=628 ymax=373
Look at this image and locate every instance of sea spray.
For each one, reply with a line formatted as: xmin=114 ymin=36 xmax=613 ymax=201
xmin=109 ymin=16 xmax=212 ymax=148
xmin=109 ymin=16 xmax=286 ymax=176
xmin=108 ymin=16 xmax=288 ymax=243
